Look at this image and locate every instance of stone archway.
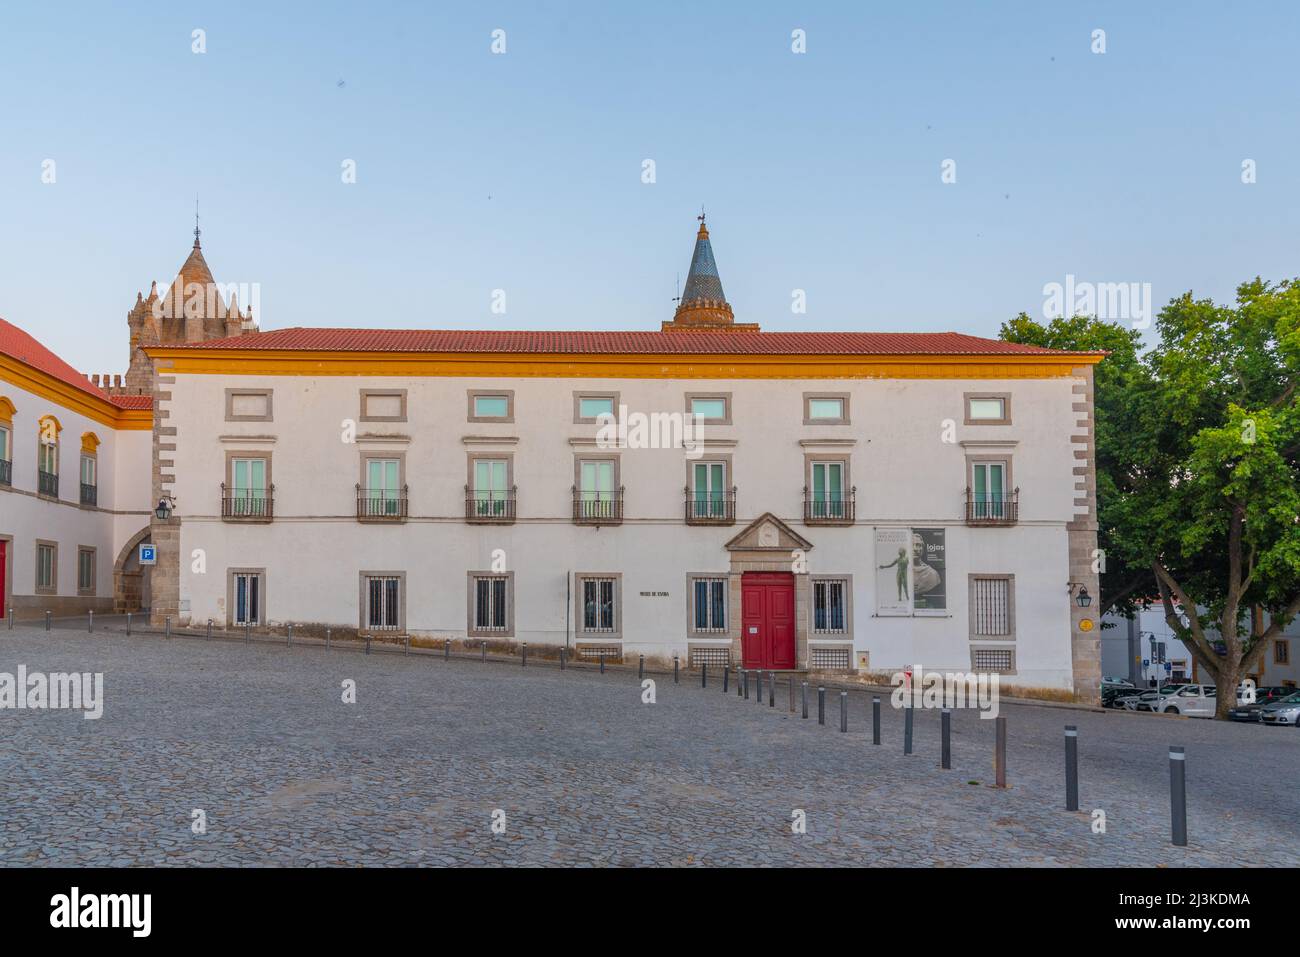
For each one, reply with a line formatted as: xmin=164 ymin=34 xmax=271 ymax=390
xmin=113 ymin=525 xmax=152 ymax=613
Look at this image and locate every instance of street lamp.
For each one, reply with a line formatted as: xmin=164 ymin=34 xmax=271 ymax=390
xmin=1067 ymin=582 xmax=1093 ymax=607
xmin=154 ymin=496 xmax=174 ymax=521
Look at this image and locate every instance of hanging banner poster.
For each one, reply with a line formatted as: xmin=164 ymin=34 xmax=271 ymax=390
xmin=911 ymin=528 xmax=947 ymax=615
xmin=874 ymin=527 xmax=912 ymax=616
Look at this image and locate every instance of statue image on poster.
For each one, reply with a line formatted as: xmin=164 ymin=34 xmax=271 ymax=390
xmin=912 ymin=528 xmax=946 ymax=614
xmin=874 ymin=527 xmax=912 ymax=616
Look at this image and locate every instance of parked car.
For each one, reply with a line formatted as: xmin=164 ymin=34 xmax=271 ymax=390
xmin=1260 ymin=692 xmax=1300 ymax=727
xmin=1155 ymin=684 xmax=1217 ymax=718
xmin=1102 ymin=676 xmax=1136 ymax=689
xmin=1104 ymin=686 xmax=1146 ymax=709
xmin=1228 ymin=686 xmax=1295 ymax=720
xmin=1123 ymin=684 xmax=1188 ymax=712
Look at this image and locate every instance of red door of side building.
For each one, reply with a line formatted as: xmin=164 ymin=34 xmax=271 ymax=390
xmin=741 ymin=572 xmax=796 ymax=670
xmin=0 ymin=540 xmax=6 ymax=619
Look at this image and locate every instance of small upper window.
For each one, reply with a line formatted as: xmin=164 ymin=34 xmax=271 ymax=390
xmin=580 ymin=396 xmax=615 ymax=419
xmin=805 ymin=394 xmax=849 ymax=424
xmin=225 ymin=389 xmax=273 ymax=421
xmin=689 ymin=395 xmax=729 ymax=421
xmin=468 ymin=391 xmax=513 ymax=422
xmin=965 ymin=393 xmax=1011 ymax=425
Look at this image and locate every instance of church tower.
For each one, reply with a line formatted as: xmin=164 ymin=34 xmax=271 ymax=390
xmin=118 ymin=222 xmax=255 ymax=393
xmin=662 ymin=215 xmax=759 ymax=332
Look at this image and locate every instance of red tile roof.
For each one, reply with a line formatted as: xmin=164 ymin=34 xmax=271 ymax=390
xmin=157 ymin=327 xmax=1091 ymax=357
xmin=0 ymin=317 xmax=152 ymax=410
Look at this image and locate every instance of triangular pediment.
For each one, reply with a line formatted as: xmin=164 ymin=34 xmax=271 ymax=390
xmin=725 ymin=512 xmax=813 ymax=552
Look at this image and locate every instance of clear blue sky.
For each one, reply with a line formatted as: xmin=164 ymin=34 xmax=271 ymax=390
xmin=1 ymin=1 xmax=1297 ymax=373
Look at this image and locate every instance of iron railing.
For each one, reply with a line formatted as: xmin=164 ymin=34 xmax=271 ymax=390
xmin=38 ymin=469 xmax=58 ymax=498
xmin=965 ymin=487 xmax=1019 ymax=525
xmin=221 ymin=483 xmax=275 ymax=520
xmin=356 ymin=484 xmax=408 ymax=520
xmin=803 ymin=487 xmax=856 ymax=524
xmin=572 ymin=486 xmax=625 ymax=525
xmin=684 ymin=486 xmax=736 ymax=525
xmin=465 ymin=485 xmax=517 ymax=523
xmin=0 ymin=458 xmax=10 ymax=486
xmin=80 ymin=482 xmax=97 ymax=507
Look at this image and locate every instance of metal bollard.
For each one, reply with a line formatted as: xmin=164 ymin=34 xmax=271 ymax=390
xmin=245 ymin=622 xmax=250 ymax=643
xmin=701 ymin=663 xmax=707 ymax=688
xmin=287 ymin=623 xmax=293 ymax=646
xmin=404 ymin=635 xmax=410 ymax=656
xmin=9 ymin=607 xmax=14 ymax=629
xmin=768 ymin=672 xmax=775 ymax=708
xmin=818 ymin=686 xmax=826 ymax=725
xmin=872 ymin=696 xmax=881 ymax=745
xmin=88 ymin=610 xmax=94 ymax=633
xmin=639 ymin=654 xmax=644 ymax=680
xmin=326 ymin=628 xmax=332 ymax=649
xmin=736 ymin=667 xmax=743 ymax=697
xmin=840 ymin=691 xmax=848 ymax=732
xmin=481 ymin=641 xmax=486 ymax=662
xmin=46 ymin=610 xmax=51 ymax=631
xmin=723 ymin=664 xmax=729 ymax=693
xmin=674 ymin=656 xmax=679 ymax=684
xmin=941 ymin=709 xmax=952 ymax=769
xmin=1065 ymin=726 xmax=1079 ymax=811
xmin=443 ymin=638 xmax=448 ymax=659
xmin=206 ymin=619 xmax=213 ymax=640
xmin=995 ymin=716 xmax=1007 ymax=788
xmin=560 ymin=647 xmax=566 ymax=671
xmin=904 ymin=706 xmax=913 ymax=755
xmin=1170 ymin=746 xmax=1187 ymax=846
xmin=522 ymin=642 xmax=527 ymax=667
xmin=755 ymin=670 xmax=763 ymax=703
xmin=126 ymin=612 xmax=132 ymax=636
xmin=165 ymin=617 xmax=172 ymax=639
xmin=801 ymin=681 xmax=808 ymax=719
xmin=599 ymin=651 xmax=605 ymax=674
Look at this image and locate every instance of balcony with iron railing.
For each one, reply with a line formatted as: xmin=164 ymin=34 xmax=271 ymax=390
xmin=803 ymin=487 xmax=856 ymax=525
xmin=80 ymin=482 xmax=97 ymax=507
xmin=357 ymin=484 xmax=409 ymax=522
xmin=38 ymin=469 xmax=59 ymax=498
xmin=465 ymin=485 xmax=517 ymax=524
xmin=964 ymin=487 xmax=1019 ymax=526
xmin=684 ymin=487 xmax=736 ymax=526
xmin=0 ymin=458 xmax=10 ymax=487
xmin=572 ymin=486 xmax=625 ymax=526
xmin=221 ymin=483 xmax=275 ymax=522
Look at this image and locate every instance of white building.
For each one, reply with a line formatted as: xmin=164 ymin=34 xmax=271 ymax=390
xmin=133 ymin=221 xmax=1106 ymax=697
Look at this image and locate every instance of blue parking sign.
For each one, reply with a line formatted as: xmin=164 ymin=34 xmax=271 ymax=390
xmin=139 ymin=543 xmax=156 ymax=566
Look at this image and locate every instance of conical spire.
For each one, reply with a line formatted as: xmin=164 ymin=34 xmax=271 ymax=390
xmin=663 ymin=214 xmax=758 ymax=332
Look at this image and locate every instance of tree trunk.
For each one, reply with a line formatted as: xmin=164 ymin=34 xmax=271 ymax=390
xmin=1212 ymin=659 xmax=1239 ymax=719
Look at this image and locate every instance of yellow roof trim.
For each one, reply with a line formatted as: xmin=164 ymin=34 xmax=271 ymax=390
xmin=0 ymin=355 xmax=152 ymax=430
xmin=146 ymin=347 xmax=1102 ymax=380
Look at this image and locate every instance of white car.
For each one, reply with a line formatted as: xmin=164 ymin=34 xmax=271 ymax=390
xmin=1102 ymin=675 xmax=1136 ymax=689
xmin=1155 ymin=684 xmax=1218 ymax=718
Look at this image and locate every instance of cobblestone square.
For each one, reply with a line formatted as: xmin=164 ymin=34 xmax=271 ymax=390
xmin=1 ymin=623 xmax=1297 ymax=867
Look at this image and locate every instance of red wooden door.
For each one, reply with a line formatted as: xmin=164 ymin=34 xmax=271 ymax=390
xmin=741 ymin=572 xmax=796 ymax=669
xmin=0 ymin=540 xmax=5 ymax=618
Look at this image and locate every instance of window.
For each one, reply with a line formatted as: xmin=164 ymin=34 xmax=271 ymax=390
xmin=969 ymin=575 xmax=1015 ymax=639
xmin=970 ymin=460 xmax=1010 ymax=519
xmin=0 ymin=422 xmax=11 ymax=486
xmin=230 ymin=570 xmax=263 ymax=626
xmin=35 ymin=541 xmax=57 ymax=594
xmin=80 ymin=454 xmax=96 ymax=487
xmin=971 ymin=648 xmax=1016 ymax=674
xmin=362 ymin=457 xmax=402 ymax=517
xmin=470 ymin=458 xmax=510 ymax=517
xmin=468 ymin=573 xmax=514 ymax=637
xmin=812 ymin=578 xmax=849 ymax=634
xmin=1277 ymin=640 xmax=1290 ymax=665
xmin=467 ymin=390 xmax=514 ymax=422
xmin=228 ymin=456 xmax=270 ymax=517
xmin=577 ymin=574 xmax=621 ymax=637
xmin=804 ymin=393 xmax=850 ymax=425
xmin=690 ymin=460 xmax=729 ymax=519
xmin=808 ymin=459 xmax=848 ymax=520
xmin=224 ymin=389 xmax=273 ymax=421
xmin=362 ymin=573 xmax=403 ymax=631
xmin=37 ymin=415 xmax=60 ymax=497
xmin=79 ymin=453 xmax=97 ymax=506
xmin=686 ymin=393 xmax=731 ymax=424
xmin=690 ymin=577 xmax=727 ymax=634
xmin=77 ymin=546 xmax=95 ymax=595
xmin=0 ymin=424 xmax=9 ymax=461
xmin=573 ymin=392 xmax=619 ymax=423
xmin=965 ymin=392 xmax=1011 ymax=425
xmin=360 ymin=389 xmax=406 ymax=422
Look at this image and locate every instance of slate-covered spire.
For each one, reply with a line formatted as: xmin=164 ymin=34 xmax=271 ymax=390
xmin=663 ymin=214 xmax=758 ymax=332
